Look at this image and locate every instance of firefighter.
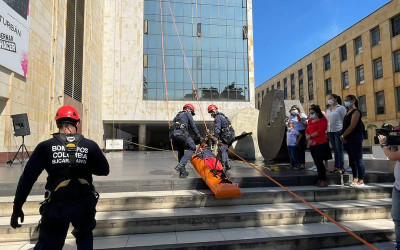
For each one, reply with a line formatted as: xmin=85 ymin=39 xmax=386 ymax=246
xmin=10 ymin=105 xmax=109 ymax=250
xmin=208 ymin=104 xmax=235 ymax=171
xmin=169 ymin=104 xmax=202 ymax=178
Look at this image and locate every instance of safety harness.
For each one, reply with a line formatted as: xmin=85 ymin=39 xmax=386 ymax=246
xmin=217 ymin=113 xmax=234 ymax=133
xmin=41 ymin=134 xmax=99 ymax=205
xmin=170 ymin=111 xmax=188 ymax=131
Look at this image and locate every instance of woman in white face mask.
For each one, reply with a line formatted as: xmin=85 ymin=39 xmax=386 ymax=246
xmin=288 ymin=105 xmax=308 ymax=169
xmin=326 ymin=94 xmax=347 ymax=174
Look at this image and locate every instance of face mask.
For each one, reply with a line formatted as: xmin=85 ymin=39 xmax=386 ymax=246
xmin=288 ymin=128 xmax=293 ymax=132
xmin=309 ymin=113 xmax=316 ymax=119
xmin=291 ymin=110 xmax=299 ymax=115
xmin=328 ymin=99 xmax=334 ymax=106
xmin=344 ymin=101 xmax=351 ymax=107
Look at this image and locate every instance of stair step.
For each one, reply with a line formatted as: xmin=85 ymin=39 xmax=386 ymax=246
xmin=0 ymin=172 xmax=394 ymax=196
xmin=0 ymin=183 xmax=393 ymax=217
xmin=4 ymin=219 xmax=394 ymax=249
xmin=0 ymin=198 xmax=392 ymax=242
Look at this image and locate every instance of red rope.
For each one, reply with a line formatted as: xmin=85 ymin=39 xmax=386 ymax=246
xmin=163 ymin=1 xmax=376 ymax=249
xmin=160 ymin=0 xmax=177 ymax=160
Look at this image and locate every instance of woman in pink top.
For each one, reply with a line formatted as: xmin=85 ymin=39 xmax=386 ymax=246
xmin=306 ymin=105 xmax=331 ymax=187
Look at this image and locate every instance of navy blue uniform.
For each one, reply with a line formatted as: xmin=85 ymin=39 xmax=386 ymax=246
xmin=13 ymin=135 xmax=109 ymax=250
xmin=214 ymin=113 xmax=235 ymax=163
xmin=170 ymin=111 xmax=201 ymax=165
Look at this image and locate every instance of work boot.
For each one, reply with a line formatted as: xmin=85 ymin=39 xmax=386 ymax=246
xmin=224 ymin=161 xmax=231 ymax=171
xmin=175 ymin=163 xmax=189 ymax=178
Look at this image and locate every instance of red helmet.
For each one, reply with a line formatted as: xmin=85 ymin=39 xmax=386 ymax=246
xmin=55 ymin=105 xmax=80 ymax=121
xmin=208 ymin=104 xmax=218 ymax=113
xmin=183 ymin=103 xmax=195 ymax=115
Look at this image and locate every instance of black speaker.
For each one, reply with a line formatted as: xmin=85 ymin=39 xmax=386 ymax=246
xmin=11 ymin=113 xmax=31 ymax=137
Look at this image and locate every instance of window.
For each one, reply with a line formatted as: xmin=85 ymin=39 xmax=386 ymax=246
xmin=396 ymin=87 xmax=400 ymax=111
xmin=290 ymin=73 xmax=295 ymax=100
xmin=267 ymin=87 xmax=270 ymax=93
xmin=144 ymin=19 xmax=148 ymax=34
xmin=340 ymin=45 xmax=347 ymax=62
xmin=392 ymin=15 xmax=400 ymax=37
xmin=356 ymin=65 xmax=364 ymax=84
xmin=394 ymin=50 xmax=400 ymax=72
xmin=373 ymin=57 xmax=383 ymax=79
xmin=354 ymin=36 xmax=363 ymax=55
xmin=307 ymin=63 xmax=313 ymax=100
xmin=359 ymin=96 xmax=367 ymax=117
xmin=271 ymin=85 xmax=275 ymax=90
xmin=257 ymin=93 xmax=260 ymax=109
xmin=64 ymin=0 xmax=85 ymax=102
xmin=375 ymin=91 xmax=385 ymax=114
xmin=342 ymin=71 xmax=349 ymax=89
xmin=324 ymin=54 xmax=330 ymax=71
xmin=262 ymin=90 xmax=264 ymax=99
xmin=371 ymin=26 xmax=380 ymax=46
xmin=298 ymin=69 xmax=304 ymax=103
xmin=277 ymin=81 xmax=280 ymax=89
xmin=143 ymin=54 xmax=148 ymax=68
xmin=325 ymin=78 xmax=332 ymax=95
xmin=283 ymin=78 xmax=287 ymax=99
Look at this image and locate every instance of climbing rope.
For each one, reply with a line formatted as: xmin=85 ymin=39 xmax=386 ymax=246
xmin=161 ymin=1 xmax=377 ymax=249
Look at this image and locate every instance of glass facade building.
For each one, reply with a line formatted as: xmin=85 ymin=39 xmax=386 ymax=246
xmin=143 ymin=0 xmax=249 ymax=101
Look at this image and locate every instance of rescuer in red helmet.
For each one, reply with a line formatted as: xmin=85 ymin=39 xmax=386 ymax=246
xmin=11 ymin=105 xmax=109 ymax=249
xmin=208 ymin=104 xmax=235 ymax=171
xmin=169 ymin=103 xmax=202 ymax=178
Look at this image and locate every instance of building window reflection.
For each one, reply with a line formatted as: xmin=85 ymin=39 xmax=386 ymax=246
xmin=143 ymin=0 xmax=249 ymax=101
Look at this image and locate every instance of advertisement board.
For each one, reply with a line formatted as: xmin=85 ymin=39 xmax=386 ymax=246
xmin=0 ymin=0 xmax=30 ymax=77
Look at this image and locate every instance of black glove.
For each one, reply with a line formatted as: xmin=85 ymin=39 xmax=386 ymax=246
xmin=194 ymin=136 xmax=203 ymax=145
xmin=10 ymin=207 xmax=24 ymax=229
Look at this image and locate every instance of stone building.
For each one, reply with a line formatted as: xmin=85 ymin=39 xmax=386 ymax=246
xmin=255 ymin=0 xmax=400 ymax=146
xmin=0 ymin=0 xmax=255 ymax=162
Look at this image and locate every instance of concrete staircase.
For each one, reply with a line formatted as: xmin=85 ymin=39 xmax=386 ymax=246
xmin=0 ymin=177 xmax=396 ymax=249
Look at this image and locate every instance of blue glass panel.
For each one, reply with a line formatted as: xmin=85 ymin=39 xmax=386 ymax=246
xmin=210 ymin=57 xmax=218 ymax=69
xmin=219 ymin=5 xmax=226 ymax=19
xmin=167 ymin=81 xmax=174 ymax=89
xmin=148 ymin=89 xmax=156 ymax=100
xmin=184 ymin=3 xmax=192 ymax=16
xmin=210 ymin=5 xmax=218 ymax=19
xmin=166 ymin=68 xmax=174 ymax=82
xmin=201 ymin=5 xmax=210 ymax=18
xmin=219 ymin=25 xmax=227 ymax=38
xmin=227 ymin=6 xmax=234 ymax=19
xmin=202 ymin=69 xmax=210 ymax=83
xmin=219 ymin=58 xmax=227 ymax=70
xmin=220 ymin=70 xmax=227 ymax=83
xmin=202 ymin=57 xmax=210 ymax=69
xmin=148 ymin=36 xmax=157 ymax=48
xmin=175 ymin=3 xmax=183 ymax=16
xmin=219 ymin=38 xmax=227 ymax=51
xmin=176 ymin=69 xmax=184 ymax=82
xmin=211 ymin=70 xmax=219 ymax=83
xmin=148 ymin=1 xmax=158 ymax=15
xmin=175 ymin=90 xmax=184 ymax=100
xmin=227 ymin=71 xmax=235 ymax=83
xmin=227 ymin=39 xmax=235 ymax=52
xmin=210 ymin=38 xmax=219 ymax=51
xmin=175 ymin=56 xmax=184 ymax=68
xmin=227 ymin=58 xmax=235 ymax=70
xmin=184 ymin=82 xmax=193 ymax=89
xmin=227 ymin=26 xmax=235 ymax=38
xmin=156 ymin=68 xmax=163 ymax=82
xmin=209 ymin=24 xmax=218 ymax=38
xmin=157 ymin=89 xmax=165 ymax=100
xmin=183 ymin=90 xmax=193 ymax=100
xmin=184 ymin=23 xmax=192 ymax=36
xmin=202 ymin=24 xmax=210 ymax=37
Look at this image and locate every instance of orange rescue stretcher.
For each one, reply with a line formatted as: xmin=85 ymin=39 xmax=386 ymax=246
xmin=190 ymin=148 xmax=242 ymax=199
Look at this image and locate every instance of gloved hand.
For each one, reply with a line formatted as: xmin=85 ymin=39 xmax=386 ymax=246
xmin=10 ymin=207 xmax=24 ymax=229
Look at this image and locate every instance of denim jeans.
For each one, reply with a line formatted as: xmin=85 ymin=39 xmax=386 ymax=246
xmin=392 ymin=186 xmax=400 ymax=247
xmin=297 ymin=130 xmax=306 ymax=165
xmin=287 ymin=145 xmax=299 ymax=167
xmin=327 ymin=130 xmax=344 ymax=169
xmin=343 ymin=133 xmax=365 ymax=180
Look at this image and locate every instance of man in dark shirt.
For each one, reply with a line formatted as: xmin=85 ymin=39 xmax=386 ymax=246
xmin=10 ymin=105 xmax=109 ymax=250
xmin=169 ymin=104 xmax=202 ymax=178
xmin=208 ymin=104 xmax=235 ymax=171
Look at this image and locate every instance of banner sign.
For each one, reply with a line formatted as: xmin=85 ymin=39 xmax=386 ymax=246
xmin=0 ymin=0 xmax=30 ymax=77
xmin=106 ymin=139 xmax=124 ymax=150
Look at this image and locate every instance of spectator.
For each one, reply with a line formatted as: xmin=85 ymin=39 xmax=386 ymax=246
xmin=306 ymin=105 xmax=331 ymax=187
xmin=286 ymin=121 xmax=302 ymax=169
xmin=378 ymin=133 xmax=400 ymax=250
xmin=288 ymin=105 xmax=308 ymax=169
xmin=340 ymin=95 xmax=366 ymax=187
xmin=326 ymin=94 xmax=347 ymax=174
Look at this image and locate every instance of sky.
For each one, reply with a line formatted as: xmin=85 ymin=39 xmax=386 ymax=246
xmin=253 ymin=0 xmax=392 ymax=87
